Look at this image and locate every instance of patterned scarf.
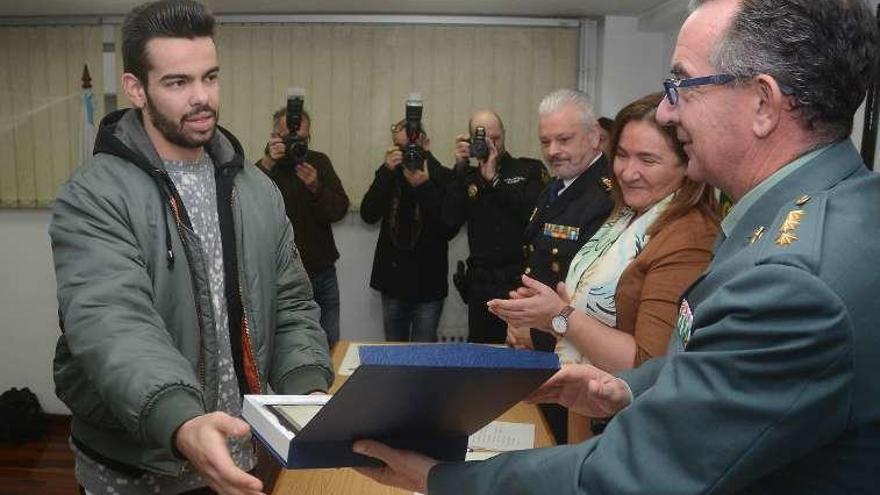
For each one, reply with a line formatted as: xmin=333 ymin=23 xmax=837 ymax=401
xmin=556 ymin=194 xmax=673 ymax=364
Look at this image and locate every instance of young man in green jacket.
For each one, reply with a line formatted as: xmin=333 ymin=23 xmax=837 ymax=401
xmin=50 ymin=1 xmax=332 ymax=494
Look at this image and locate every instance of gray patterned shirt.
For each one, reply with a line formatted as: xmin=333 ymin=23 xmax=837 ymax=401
xmin=75 ymin=153 xmax=256 ymax=494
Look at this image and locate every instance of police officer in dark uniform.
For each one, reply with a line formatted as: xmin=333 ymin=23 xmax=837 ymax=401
xmin=520 ymin=89 xmax=614 ymax=352
xmin=442 ymin=109 xmax=546 ymax=344
xmin=519 ymin=89 xmax=613 ymax=444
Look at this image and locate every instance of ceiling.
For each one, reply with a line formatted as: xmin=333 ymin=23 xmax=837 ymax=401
xmin=0 ymin=0 xmax=680 ymax=19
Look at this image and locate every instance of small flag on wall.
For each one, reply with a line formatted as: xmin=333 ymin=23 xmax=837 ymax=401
xmin=80 ymin=64 xmax=96 ymax=165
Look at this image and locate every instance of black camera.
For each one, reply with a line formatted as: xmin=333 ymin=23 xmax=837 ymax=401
xmin=469 ymin=125 xmax=490 ymax=161
xmin=402 ymin=93 xmax=426 ymax=171
xmin=285 ymin=87 xmax=309 ymax=165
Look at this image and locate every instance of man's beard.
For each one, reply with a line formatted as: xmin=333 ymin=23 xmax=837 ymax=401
xmin=145 ymin=92 xmax=218 ymax=149
xmin=549 ymin=159 xmax=579 ymax=180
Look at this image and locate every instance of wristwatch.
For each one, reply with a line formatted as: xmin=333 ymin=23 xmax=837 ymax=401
xmin=551 ymin=305 xmax=575 ymax=336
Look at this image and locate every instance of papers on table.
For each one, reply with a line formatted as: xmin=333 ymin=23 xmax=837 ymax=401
xmin=466 ymin=421 xmax=535 ymax=461
xmin=469 ymin=420 xmax=535 ymax=451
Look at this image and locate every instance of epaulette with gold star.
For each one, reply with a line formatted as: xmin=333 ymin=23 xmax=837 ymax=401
xmin=754 ymin=192 xmax=826 ymax=272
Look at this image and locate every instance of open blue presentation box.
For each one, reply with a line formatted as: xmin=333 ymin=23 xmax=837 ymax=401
xmin=242 ymin=343 xmax=559 ymax=469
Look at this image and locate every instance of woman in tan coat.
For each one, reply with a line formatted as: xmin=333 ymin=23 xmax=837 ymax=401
xmin=492 ymin=92 xmax=719 ymax=418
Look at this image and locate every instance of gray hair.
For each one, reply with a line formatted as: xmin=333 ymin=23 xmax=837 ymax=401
xmin=538 ymin=89 xmax=597 ymax=129
xmin=689 ymin=0 xmax=878 ymax=141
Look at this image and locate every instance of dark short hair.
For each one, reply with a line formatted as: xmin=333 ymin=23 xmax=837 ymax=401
xmin=122 ymin=0 xmax=215 ymax=86
xmin=272 ymin=107 xmax=311 ymax=129
xmin=597 ymin=117 xmax=614 ymax=132
xmin=693 ymin=0 xmax=878 ymax=141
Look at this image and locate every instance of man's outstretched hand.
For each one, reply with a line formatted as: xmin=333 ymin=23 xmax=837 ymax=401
xmin=174 ymin=412 xmax=265 ymax=495
xmin=527 ymin=364 xmax=632 ymax=419
xmin=352 ymin=439 xmax=439 ymax=493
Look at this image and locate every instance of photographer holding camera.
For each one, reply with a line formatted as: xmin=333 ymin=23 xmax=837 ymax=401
xmin=442 ymin=109 xmax=546 ymax=344
xmin=361 ymin=107 xmax=456 ymax=342
xmin=258 ymin=105 xmax=349 ymax=349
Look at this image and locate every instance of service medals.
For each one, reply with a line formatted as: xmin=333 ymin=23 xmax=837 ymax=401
xmin=675 ymin=299 xmax=694 ymax=349
xmin=543 ymin=223 xmax=580 ymax=241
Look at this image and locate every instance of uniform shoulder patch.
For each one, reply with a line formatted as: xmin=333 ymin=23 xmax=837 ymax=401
xmin=756 ymin=192 xmax=827 ymax=272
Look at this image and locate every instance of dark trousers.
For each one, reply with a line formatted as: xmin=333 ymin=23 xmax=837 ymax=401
xmin=465 ymin=263 xmax=520 ymax=344
xmin=381 ymin=295 xmax=444 ymax=342
xmin=310 ymin=265 xmax=340 ymax=348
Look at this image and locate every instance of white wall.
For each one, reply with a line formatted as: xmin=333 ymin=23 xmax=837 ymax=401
xmin=333 ymin=212 xmax=470 ymax=345
xmin=0 ymin=210 xmax=65 ymax=413
xmin=595 ymin=15 xmax=676 ymax=118
xmin=0 ymin=209 xmax=469 ymax=414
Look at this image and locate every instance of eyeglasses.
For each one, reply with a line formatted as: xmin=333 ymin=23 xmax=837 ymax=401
xmin=662 ymin=74 xmax=735 ymax=105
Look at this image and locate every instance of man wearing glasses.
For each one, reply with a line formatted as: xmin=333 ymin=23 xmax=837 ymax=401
xmin=361 ymin=119 xmax=456 ymax=342
xmin=258 ymin=107 xmax=350 ymax=349
xmin=352 ymin=0 xmax=880 ymax=493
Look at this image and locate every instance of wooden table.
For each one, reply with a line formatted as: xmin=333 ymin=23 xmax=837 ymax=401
xmin=271 ymin=341 xmax=555 ymax=495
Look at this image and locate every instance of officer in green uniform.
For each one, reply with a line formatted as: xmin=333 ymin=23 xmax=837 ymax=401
xmin=352 ymin=1 xmax=880 ymax=493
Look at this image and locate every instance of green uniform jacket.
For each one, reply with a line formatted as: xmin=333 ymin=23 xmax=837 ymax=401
xmin=429 ymin=140 xmax=880 ymax=494
xmin=51 ymin=109 xmax=333 ymax=477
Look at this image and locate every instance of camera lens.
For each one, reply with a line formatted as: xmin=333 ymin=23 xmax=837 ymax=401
xmin=469 ymin=126 xmax=490 ymax=161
